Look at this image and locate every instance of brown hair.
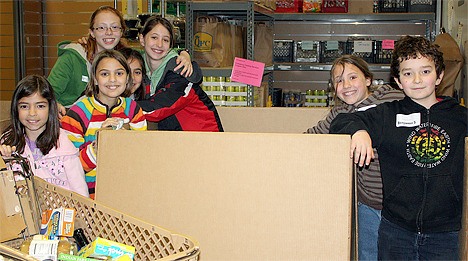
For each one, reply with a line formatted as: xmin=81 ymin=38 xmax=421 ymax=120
xmin=1 ymin=75 xmax=60 ymax=155
xmin=139 ymin=15 xmax=175 ymax=48
xmin=330 ymin=55 xmax=374 ymax=90
xmin=85 ymin=49 xmax=133 ymax=98
xmin=85 ymin=6 xmax=127 ymax=62
xmin=390 ymin=35 xmax=445 ymax=81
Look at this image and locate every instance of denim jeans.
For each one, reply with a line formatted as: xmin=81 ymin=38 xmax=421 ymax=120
xmin=378 ymin=216 xmax=459 ymax=260
xmin=358 ymin=202 xmax=381 ymax=261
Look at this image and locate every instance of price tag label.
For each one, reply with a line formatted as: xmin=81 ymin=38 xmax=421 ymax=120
xmin=354 ymin=41 xmax=373 ymax=53
xmin=382 ymin=39 xmax=395 ymax=50
xmin=301 ymin=41 xmax=316 ymax=50
xmin=326 ymin=41 xmax=339 ymax=50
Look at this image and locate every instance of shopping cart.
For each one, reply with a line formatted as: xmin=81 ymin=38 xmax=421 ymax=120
xmin=0 ymin=153 xmax=200 ymax=261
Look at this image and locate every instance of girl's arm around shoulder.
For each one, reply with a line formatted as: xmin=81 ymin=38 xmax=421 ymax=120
xmin=174 ymin=49 xmax=193 ymax=78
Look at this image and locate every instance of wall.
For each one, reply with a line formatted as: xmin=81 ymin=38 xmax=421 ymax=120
xmin=0 ymin=0 xmax=15 ymax=100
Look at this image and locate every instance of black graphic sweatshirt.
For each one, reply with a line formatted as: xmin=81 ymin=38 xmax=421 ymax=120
xmin=330 ymin=96 xmax=467 ymax=233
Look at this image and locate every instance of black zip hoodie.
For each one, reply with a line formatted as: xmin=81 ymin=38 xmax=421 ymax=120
xmin=330 ymin=96 xmax=467 ymax=233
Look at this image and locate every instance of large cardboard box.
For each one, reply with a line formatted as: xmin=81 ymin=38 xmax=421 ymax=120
xmin=95 ymin=131 xmax=353 ymax=260
xmin=216 ymin=106 xmax=329 ymax=133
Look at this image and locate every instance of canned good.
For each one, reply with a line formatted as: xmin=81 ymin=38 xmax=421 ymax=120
xmin=226 ymin=86 xmax=235 ymax=92
xmin=225 ymin=77 xmax=231 ymax=82
xmin=216 ymin=76 xmax=225 ymax=82
xmin=306 ymin=90 xmax=313 ymax=95
xmin=318 ymin=90 xmax=326 ymax=96
xmin=227 ymin=96 xmax=237 ymax=102
xmin=207 ymin=76 xmax=216 ymax=82
xmin=212 ymin=95 xmax=221 ymax=101
xmin=239 ymin=86 xmax=247 ymax=92
xmin=237 ymin=96 xmax=247 ymax=101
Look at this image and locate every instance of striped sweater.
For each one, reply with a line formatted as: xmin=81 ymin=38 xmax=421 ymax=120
xmin=61 ymin=96 xmax=147 ymax=199
xmin=306 ymin=84 xmax=405 ymax=209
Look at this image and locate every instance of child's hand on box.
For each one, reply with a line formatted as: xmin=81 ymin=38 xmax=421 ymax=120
xmin=350 ymin=130 xmax=374 ymax=167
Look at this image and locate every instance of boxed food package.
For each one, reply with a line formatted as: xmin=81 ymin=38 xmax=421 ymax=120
xmin=41 ymin=208 xmax=76 ymax=239
xmin=77 ymin=237 xmax=135 ymax=260
xmin=321 ymin=0 xmax=348 ymax=12
xmin=303 ymin=0 xmax=321 ymax=12
xmin=275 ymin=0 xmax=301 ymax=12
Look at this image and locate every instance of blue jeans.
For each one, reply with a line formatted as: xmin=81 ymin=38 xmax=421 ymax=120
xmin=378 ymin=216 xmax=459 ymax=260
xmin=358 ymin=202 xmax=381 ymax=261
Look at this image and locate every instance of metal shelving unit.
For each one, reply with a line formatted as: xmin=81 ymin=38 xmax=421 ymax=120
xmin=186 ymin=0 xmax=274 ymax=106
xmin=186 ymin=1 xmax=437 ymax=103
xmin=271 ymin=12 xmax=436 ymax=92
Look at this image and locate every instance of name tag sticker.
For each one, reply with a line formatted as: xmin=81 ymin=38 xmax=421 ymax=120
xmin=396 ymin=113 xmax=420 ymax=127
xmin=81 ymin=75 xmax=89 ymax=83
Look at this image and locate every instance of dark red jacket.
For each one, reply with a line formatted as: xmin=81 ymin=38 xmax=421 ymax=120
xmin=137 ymin=58 xmax=223 ymax=132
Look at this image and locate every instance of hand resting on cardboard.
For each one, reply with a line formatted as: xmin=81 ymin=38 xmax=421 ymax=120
xmin=350 ymin=130 xmax=375 ymax=167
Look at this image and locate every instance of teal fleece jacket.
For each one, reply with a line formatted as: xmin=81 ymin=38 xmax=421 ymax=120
xmin=48 ymin=41 xmax=91 ymax=107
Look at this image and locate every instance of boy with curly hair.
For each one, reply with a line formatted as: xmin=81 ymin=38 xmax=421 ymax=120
xmin=330 ymin=35 xmax=467 ymax=260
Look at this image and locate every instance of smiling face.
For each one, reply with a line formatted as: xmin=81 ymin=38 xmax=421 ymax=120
xmin=333 ymin=63 xmax=371 ymax=105
xmin=89 ymin=11 xmax=123 ymax=53
xmin=94 ymin=57 xmax=128 ymax=107
xmin=395 ymin=55 xmax=443 ymax=108
xmin=18 ymin=92 xmax=49 ymax=141
xmin=139 ymin=23 xmax=171 ymax=70
xmin=128 ymin=57 xmax=143 ymax=94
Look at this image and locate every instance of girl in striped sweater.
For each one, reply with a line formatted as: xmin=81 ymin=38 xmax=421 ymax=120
xmin=61 ymin=50 xmax=147 ymax=199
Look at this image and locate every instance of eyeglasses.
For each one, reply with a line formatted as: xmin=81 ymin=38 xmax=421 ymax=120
xmin=93 ymin=25 xmax=122 ymax=33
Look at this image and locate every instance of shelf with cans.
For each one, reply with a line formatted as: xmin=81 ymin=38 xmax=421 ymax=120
xmin=201 ymin=76 xmax=267 ymax=107
xmin=186 ymin=0 xmax=275 ymax=107
xmin=271 ymin=11 xmax=436 ymax=101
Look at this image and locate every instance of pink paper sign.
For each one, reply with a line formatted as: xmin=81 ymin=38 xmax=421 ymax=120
xmin=382 ymin=40 xmax=395 ymax=50
xmin=230 ymin=57 xmax=265 ymax=87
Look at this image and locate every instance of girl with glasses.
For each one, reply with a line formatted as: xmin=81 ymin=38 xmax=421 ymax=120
xmin=47 ymin=6 xmax=192 ymax=118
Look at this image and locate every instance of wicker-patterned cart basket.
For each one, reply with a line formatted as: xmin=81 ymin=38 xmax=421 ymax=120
xmin=1 ymin=176 xmax=200 ymax=261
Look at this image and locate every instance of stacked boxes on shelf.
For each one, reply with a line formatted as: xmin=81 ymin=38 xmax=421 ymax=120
xmin=319 ymin=40 xmax=347 ymax=63
xmin=273 ymin=40 xmax=295 ymax=63
xmin=294 ymin=41 xmax=320 ymax=63
xmin=375 ymin=39 xmax=396 ymax=64
xmin=345 ymin=39 xmax=375 ymax=64
xmin=378 ymin=0 xmax=408 ymax=12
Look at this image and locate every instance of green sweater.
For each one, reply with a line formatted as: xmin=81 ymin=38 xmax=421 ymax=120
xmin=48 ymin=41 xmax=91 ymax=107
